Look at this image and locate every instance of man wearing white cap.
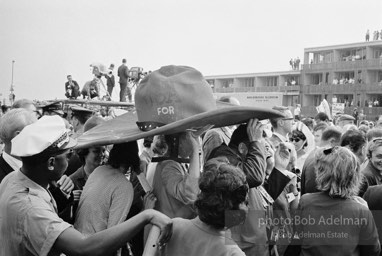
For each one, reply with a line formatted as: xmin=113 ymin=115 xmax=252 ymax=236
xmin=0 ymin=115 xmax=172 ymax=256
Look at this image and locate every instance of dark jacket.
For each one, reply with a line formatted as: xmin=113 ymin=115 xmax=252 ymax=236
xmin=117 ymin=64 xmax=129 ymax=84
xmin=209 ymin=141 xmax=266 ymax=188
xmin=300 ymin=149 xmax=319 ymax=195
xmin=65 ymin=80 xmax=80 ymax=98
xmin=0 ymin=155 xmax=13 ymax=183
xmin=359 ymin=161 xmax=382 ymax=197
xmin=106 ymin=74 xmax=115 ymax=88
xmin=209 ymin=142 xmax=269 ymax=253
xmin=69 ymin=166 xmax=87 ymax=190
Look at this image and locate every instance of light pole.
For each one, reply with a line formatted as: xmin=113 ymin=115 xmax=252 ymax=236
xmin=9 ymin=60 xmax=15 ymax=105
xmin=11 ymin=60 xmax=15 ymax=92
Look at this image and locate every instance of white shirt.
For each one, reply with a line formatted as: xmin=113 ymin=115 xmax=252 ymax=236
xmin=3 ymin=151 xmax=22 ymax=171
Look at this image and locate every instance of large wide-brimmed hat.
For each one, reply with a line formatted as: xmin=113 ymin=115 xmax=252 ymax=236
xmin=76 ymin=65 xmax=284 ymax=148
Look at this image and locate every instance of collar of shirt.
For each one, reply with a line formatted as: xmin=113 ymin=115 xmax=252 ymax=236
xmin=273 ymin=132 xmax=289 ymax=142
xmin=3 ymin=151 xmax=22 ymax=171
xmin=15 ymin=170 xmax=58 ymax=212
xmin=192 ymin=217 xmax=227 ymax=237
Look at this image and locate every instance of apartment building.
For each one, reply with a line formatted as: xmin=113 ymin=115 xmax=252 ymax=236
xmin=205 ymin=40 xmax=382 ymax=120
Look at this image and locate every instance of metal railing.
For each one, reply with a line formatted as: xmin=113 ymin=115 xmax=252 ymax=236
xmin=302 ymin=58 xmax=382 ymax=71
xmin=301 ymin=106 xmax=382 ymax=120
xmin=214 ymin=85 xmax=300 ymax=93
xmin=301 ymin=83 xmax=382 ymax=94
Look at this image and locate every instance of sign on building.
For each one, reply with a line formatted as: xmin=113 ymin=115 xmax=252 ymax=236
xmin=332 ymin=103 xmax=345 ymax=116
xmin=214 ymin=92 xmax=283 ymax=109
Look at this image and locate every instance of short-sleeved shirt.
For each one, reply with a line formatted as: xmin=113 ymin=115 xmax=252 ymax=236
xmin=163 ymin=217 xmax=245 ymax=256
xmin=74 ymin=165 xmax=134 ymax=236
xmin=0 ymin=170 xmax=71 ymax=256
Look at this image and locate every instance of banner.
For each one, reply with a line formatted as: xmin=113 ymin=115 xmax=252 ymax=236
xmin=332 ymin=103 xmax=345 ymax=117
xmin=316 ymin=99 xmax=332 ymax=120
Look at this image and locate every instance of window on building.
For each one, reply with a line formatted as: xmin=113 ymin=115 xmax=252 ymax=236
xmin=310 ymin=74 xmax=322 ymax=85
xmin=244 ymin=78 xmax=255 ymax=87
xmin=333 ymin=71 xmax=355 ymax=84
xmin=313 ymin=95 xmax=322 ymax=106
xmin=220 ymin=79 xmax=234 ymax=88
xmin=265 ymin=77 xmax=278 ymax=87
xmin=336 ymin=94 xmax=354 ymax=107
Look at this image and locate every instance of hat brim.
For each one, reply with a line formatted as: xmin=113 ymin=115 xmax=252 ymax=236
xmin=60 ymin=137 xmax=78 ymax=152
xmin=76 ymin=106 xmax=283 ymax=149
xmin=52 ymin=109 xmax=65 ymax=116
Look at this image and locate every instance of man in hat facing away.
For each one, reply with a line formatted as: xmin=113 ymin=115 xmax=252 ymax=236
xmin=64 ymin=106 xmax=94 ymax=177
xmin=0 ymin=115 xmax=172 ymax=255
xmin=118 ymin=58 xmax=130 ymax=102
xmin=41 ymin=101 xmax=65 ymax=117
xmin=70 ymin=106 xmax=94 ymax=139
xmin=106 ymin=64 xmax=115 ymax=98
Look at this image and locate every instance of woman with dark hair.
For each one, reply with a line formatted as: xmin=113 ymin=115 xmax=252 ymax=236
xmin=290 ymin=121 xmax=315 ymax=170
xmin=340 ymin=129 xmax=367 ymax=164
xmin=295 ymin=146 xmax=380 ymax=256
xmin=69 ymin=116 xmax=106 ymax=190
xmin=162 ymin=157 xmax=247 ymax=255
xmin=74 ymin=141 xmax=137 ymax=254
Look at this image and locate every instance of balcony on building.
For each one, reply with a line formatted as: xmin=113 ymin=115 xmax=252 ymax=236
xmin=302 ymin=41 xmax=382 ymax=72
xmin=205 ymin=71 xmax=301 ymax=94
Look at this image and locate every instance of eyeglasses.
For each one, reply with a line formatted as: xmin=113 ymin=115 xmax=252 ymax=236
xmin=282 ymin=117 xmax=294 ymax=121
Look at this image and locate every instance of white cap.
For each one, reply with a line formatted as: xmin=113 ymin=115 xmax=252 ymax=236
xmin=11 ymin=115 xmax=77 ymax=157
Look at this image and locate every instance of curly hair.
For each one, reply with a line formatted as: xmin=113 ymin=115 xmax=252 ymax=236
xmin=194 ymin=157 xmax=248 ymax=230
xmin=315 ymin=146 xmax=361 ymax=198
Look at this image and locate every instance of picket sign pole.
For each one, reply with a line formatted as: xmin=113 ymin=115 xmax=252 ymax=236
xmin=142 ymin=226 xmax=161 ymax=256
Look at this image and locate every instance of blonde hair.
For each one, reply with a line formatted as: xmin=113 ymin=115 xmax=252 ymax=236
xmin=315 ymin=146 xmax=361 ymax=198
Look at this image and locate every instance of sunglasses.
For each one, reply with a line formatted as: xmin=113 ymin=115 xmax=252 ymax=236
xmin=323 ymin=146 xmax=340 ymax=155
xmin=290 ymin=137 xmax=301 ymax=143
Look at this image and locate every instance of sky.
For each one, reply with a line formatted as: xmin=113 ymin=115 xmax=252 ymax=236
xmin=0 ymin=0 xmax=381 ymax=102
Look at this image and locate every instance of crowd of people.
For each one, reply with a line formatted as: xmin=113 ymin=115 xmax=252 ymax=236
xmin=1 ymin=65 xmax=382 ymax=256
xmin=289 ymin=57 xmax=301 ymax=70
xmin=65 ymin=59 xmax=149 ymax=103
xmin=366 ymin=29 xmax=382 ymax=41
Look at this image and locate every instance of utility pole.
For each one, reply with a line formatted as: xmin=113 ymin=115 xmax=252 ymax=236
xmin=9 ymin=60 xmax=15 ymax=105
